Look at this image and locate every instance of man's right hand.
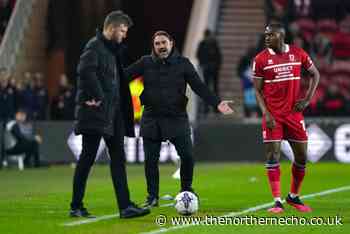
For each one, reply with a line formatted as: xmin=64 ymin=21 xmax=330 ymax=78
xmin=265 ymin=112 xmax=276 ymax=129
xmin=85 ymin=99 xmax=101 ymax=107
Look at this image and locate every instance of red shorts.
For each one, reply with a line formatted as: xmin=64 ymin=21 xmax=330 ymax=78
xmin=262 ymin=112 xmax=308 ymax=143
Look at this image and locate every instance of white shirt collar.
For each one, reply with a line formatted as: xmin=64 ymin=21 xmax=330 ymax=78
xmin=268 ymin=44 xmax=289 ymax=55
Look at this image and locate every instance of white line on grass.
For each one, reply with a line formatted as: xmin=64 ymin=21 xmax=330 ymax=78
xmin=140 ymin=185 xmax=350 ymax=234
xmin=62 ymin=202 xmax=175 ymax=227
xmin=62 ymin=198 xmax=208 ymax=227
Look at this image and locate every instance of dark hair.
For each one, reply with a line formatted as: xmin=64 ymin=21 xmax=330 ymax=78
xmin=266 ymin=23 xmax=286 ymax=35
xmin=103 ymin=10 xmax=133 ymax=29
xmin=152 ymin=30 xmax=174 ymax=43
xmin=16 ymin=108 xmax=27 ymax=114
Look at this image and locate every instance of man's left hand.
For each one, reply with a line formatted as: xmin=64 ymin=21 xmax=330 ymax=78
xmin=293 ymin=99 xmax=309 ymax=112
xmin=217 ymin=100 xmax=234 ymax=115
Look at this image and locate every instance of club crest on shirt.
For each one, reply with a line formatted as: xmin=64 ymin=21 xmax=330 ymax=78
xmin=289 ymin=54 xmax=295 ymax=62
xmin=268 ymin=59 xmax=273 ymax=65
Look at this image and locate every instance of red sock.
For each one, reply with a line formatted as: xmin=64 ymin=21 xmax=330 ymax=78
xmin=290 ymin=163 xmax=305 ymax=195
xmin=266 ymin=165 xmax=281 ymax=198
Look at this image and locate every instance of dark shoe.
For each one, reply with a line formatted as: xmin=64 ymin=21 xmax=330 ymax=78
xmin=181 ymin=188 xmax=199 ymax=201
xmin=69 ymin=207 xmax=96 ymax=218
xmin=120 ymin=202 xmax=150 ymax=219
xmin=143 ymin=196 xmax=159 ymax=208
xmin=286 ymin=194 xmax=312 ymax=212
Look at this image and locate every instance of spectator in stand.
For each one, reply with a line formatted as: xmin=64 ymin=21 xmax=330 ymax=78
xmin=33 ymin=72 xmax=48 ymax=120
xmin=50 ymin=74 xmax=75 ymax=120
xmin=20 ymin=72 xmax=36 ymax=119
xmin=196 ymin=29 xmax=222 ymax=116
xmin=0 ymin=69 xmax=16 ymax=121
xmin=15 ymin=79 xmax=25 ymax=112
xmin=309 ymin=32 xmax=333 ymax=67
xmin=292 ymin=31 xmax=310 ymax=52
xmin=285 ymin=0 xmax=315 ymax=43
xmin=318 ymin=83 xmax=348 ymax=116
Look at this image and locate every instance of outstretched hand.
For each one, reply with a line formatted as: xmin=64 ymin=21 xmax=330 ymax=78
xmin=217 ymin=100 xmax=234 ymax=115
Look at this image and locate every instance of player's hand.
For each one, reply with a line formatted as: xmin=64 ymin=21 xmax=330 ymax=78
xmin=85 ymin=99 xmax=102 ymax=107
xmin=217 ymin=100 xmax=235 ymax=115
xmin=293 ymin=99 xmax=309 ymax=112
xmin=265 ymin=112 xmax=276 ymax=129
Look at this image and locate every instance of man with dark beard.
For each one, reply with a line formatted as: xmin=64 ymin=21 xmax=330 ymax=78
xmin=125 ymin=31 xmax=234 ymax=208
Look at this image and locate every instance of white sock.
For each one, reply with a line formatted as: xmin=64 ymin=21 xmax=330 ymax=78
xmin=274 ymin=197 xmax=282 ymax=203
xmin=289 ymin=193 xmax=298 ymax=198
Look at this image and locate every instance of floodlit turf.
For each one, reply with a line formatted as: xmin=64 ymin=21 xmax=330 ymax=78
xmin=0 ymin=162 xmax=349 ymax=234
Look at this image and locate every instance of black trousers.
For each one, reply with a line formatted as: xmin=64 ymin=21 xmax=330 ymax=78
xmin=143 ymin=134 xmax=194 ymax=198
xmin=6 ymin=140 xmax=40 ymax=167
xmin=70 ymin=129 xmax=131 ymax=210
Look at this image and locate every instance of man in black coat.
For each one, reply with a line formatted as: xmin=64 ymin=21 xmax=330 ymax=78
xmin=70 ymin=11 xmax=150 ymax=219
xmin=125 ymin=31 xmax=234 ymax=207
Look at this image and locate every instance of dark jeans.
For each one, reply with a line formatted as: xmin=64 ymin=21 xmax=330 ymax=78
xmin=70 ymin=128 xmax=131 ymax=210
xmin=6 ymin=140 xmax=40 ymax=167
xmin=143 ymin=134 xmax=194 ymax=198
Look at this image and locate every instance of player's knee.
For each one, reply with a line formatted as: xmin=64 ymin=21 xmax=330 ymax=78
xmin=266 ymin=149 xmax=280 ymax=162
xmin=294 ymin=156 xmax=306 ymax=166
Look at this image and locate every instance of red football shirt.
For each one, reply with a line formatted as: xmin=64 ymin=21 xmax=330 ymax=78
xmin=252 ymin=44 xmax=313 ymax=117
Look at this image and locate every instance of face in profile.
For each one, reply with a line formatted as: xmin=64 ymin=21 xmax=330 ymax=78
xmin=111 ymin=23 xmax=128 ymax=43
xmin=153 ymin=35 xmax=174 ymax=59
xmin=264 ymin=26 xmax=282 ymax=49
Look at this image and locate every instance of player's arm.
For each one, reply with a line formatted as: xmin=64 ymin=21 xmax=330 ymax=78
xmin=294 ymin=62 xmax=320 ymax=112
xmin=253 ymin=78 xmax=275 ymax=129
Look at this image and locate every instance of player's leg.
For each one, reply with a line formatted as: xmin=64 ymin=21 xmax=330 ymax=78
xmin=105 ymin=128 xmax=150 ymax=218
xmin=265 ymin=141 xmax=284 ymax=213
xmin=286 ymin=113 xmax=311 ymax=212
xmin=70 ymin=133 xmax=100 ymax=217
xmin=286 ymin=141 xmax=311 ymax=212
xmin=169 ymin=134 xmax=195 ymax=193
xmin=262 ymin=116 xmax=284 ymax=213
xmin=143 ymin=137 xmax=162 ymax=207
xmin=104 ymin=133 xmax=131 ymax=211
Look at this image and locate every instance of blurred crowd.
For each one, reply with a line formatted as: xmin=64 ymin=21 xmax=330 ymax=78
xmin=0 ymin=70 xmax=75 ymax=121
xmin=239 ymin=0 xmax=350 ymax=118
xmin=0 ymin=0 xmax=16 ymax=44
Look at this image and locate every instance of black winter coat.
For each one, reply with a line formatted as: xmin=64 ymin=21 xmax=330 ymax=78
xmin=74 ymin=30 xmax=135 ymax=137
xmin=125 ymin=49 xmax=220 ymax=139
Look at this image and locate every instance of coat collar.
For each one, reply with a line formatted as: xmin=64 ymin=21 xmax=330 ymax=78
xmin=96 ymin=29 xmax=119 ymax=52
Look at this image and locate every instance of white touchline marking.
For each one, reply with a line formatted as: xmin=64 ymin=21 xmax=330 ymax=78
xmin=63 ymin=214 xmax=119 ymax=227
xmin=62 ymin=202 xmax=175 ymax=227
xmin=140 ymin=185 xmax=350 ymax=234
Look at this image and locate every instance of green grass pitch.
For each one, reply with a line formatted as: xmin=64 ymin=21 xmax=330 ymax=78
xmin=0 ymin=162 xmax=349 ymax=234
